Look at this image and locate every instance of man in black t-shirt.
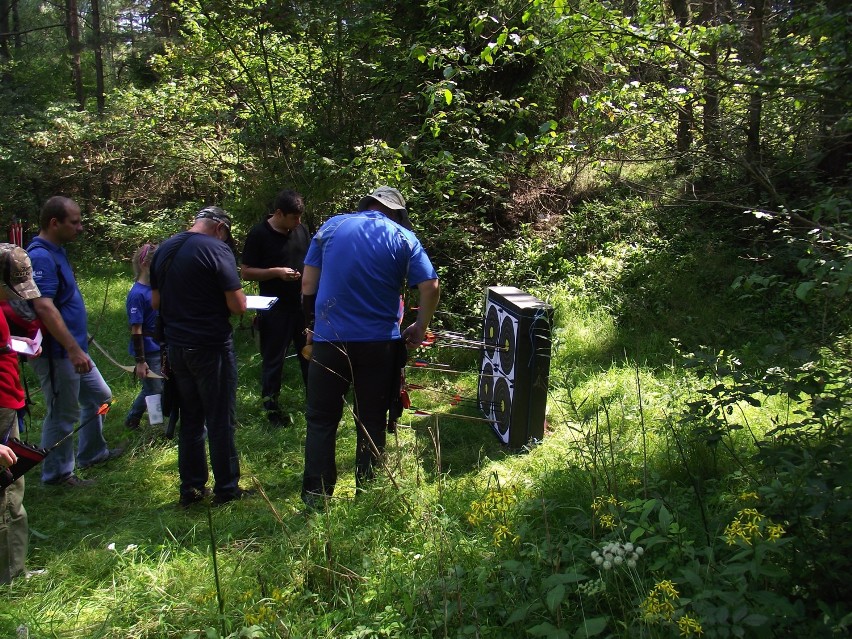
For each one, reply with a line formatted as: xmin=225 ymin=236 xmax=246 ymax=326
xmin=241 ymin=190 xmax=311 ymax=426
xmin=150 ymin=207 xmax=250 ymax=506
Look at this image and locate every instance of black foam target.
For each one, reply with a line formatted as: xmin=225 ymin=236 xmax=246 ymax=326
xmin=479 ymin=362 xmax=494 ymax=414
xmin=484 ymin=304 xmax=499 ymax=357
xmin=498 ymin=314 xmax=515 ymax=374
xmin=493 ymin=377 xmax=512 ymax=438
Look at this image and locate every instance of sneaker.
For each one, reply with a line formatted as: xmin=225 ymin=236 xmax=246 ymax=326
xmin=44 ymin=474 xmax=95 ymax=487
xmin=178 ymin=487 xmax=211 ymax=509
xmin=212 ymin=487 xmax=256 ymax=506
xmin=77 ymin=446 xmax=126 ymax=471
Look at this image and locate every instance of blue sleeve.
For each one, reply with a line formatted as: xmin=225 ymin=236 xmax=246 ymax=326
xmin=127 ymin=288 xmax=145 ymax=326
xmin=304 ymin=235 xmax=323 ymax=269
xmin=405 ymin=236 xmax=438 ymax=287
xmin=29 ymin=248 xmax=59 ymax=298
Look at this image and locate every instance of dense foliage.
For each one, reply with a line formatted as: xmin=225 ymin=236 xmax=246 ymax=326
xmin=0 ymin=0 xmax=849 ymax=637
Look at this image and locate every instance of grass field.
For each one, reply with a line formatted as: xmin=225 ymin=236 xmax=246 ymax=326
xmin=1 ymin=214 xmax=849 ymax=638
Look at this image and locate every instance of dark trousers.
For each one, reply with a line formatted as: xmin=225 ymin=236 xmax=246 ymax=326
xmin=169 ymin=342 xmax=240 ymax=500
xmin=302 ymin=340 xmax=398 ymax=502
xmin=258 ymin=307 xmax=308 ymax=409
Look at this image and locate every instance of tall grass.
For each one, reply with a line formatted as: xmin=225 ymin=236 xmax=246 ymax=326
xmin=1 ymin=201 xmax=849 ymax=638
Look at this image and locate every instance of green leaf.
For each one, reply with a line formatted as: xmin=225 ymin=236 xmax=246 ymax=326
xmin=505 ymin=603 xmax=532 ymax=624
xmin=575 ymin=616 xmax=607 ymax=638
xmin=743 ymin=613 xmax=769 ymax=626
xmin=443 ymin=89 xmax=453 ymax=105
xmin=542 ymin=572 xmax=587 ymax=587
xmin=546 ymin=584 xmax=566 ymax=613
xmin=658 ymin=504 xmax=672 ymax=531
xmin=795 ymin=281 xmax=815 ymax=300
xmin=528 ymin=622 xmax=569 ymax=638
xmin=629 ymin=526 xmax=646 ymax=542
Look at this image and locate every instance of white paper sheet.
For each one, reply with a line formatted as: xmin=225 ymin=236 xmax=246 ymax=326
xmin=10 ymin=329 xmax=42 ymax=356
xmin=246 ymin=296 xmax=278 ymax=310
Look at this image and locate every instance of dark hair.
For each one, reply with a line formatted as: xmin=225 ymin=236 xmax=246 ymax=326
xmin=274 ymin=190 xmax=305 ymax=217
xmin=39 ymin=196 xmax=77 ymax=230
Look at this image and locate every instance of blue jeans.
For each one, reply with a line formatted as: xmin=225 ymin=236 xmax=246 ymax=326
xmin=302 ymin=340 xmax=397 ymax=503
xmin=125 ymin=351 xmax=163 ymax=425
xmin=168 ymin=342 xmax=240 ymax=500
xmin=30 ymin=356 xmax=113 ymax=483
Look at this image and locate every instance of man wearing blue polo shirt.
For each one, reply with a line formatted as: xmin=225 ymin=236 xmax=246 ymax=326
xmin=300 ymin=186 xmax=440 ymax=506
xmin=28 ymin=196 xmax=119 ymax=487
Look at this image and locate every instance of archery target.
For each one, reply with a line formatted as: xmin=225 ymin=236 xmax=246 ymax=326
xmin=478 ymin=286 xmax=553 ymax=449
xmin=479 ymin=298 xmax=517 ymax=444
xmin=484 ymin=304 xmax=500 ymax=358
xmin=493 ymin=377 xmax=512 ymax=438
xmin=479 ymin=362 xmax=494 ymax=415
xmin=499 ymin=314 xmax=516 ymax=374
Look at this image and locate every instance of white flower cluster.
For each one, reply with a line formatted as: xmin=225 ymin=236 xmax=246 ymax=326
xmin=577 ymin=577 xmax=606 ymax=597
xmin=590 ymin=541 xmax=643 ymax=571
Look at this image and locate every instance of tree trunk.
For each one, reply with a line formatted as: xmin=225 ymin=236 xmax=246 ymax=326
xmin=1 ymin=0 xmax=10 ymax=65
xmin=699 ymin=0 xmax=720 ymax=154
xmin=670 ymin=0 xmax=693 ymax=169
xmin=92 ymin=0 xmax=105 ymax=115
xmin=11 ymin=0 xmax=18 ymax=50
xmin=745 ymin=0 xmax=766 ymax=180
xmin=65 ymin=0 xmax=85 ymax=110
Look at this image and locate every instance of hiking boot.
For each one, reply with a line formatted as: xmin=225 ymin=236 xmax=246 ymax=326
xmin=178 ymin=487 xmax=211 ymax=509
xmin=77 ymin=446 xmax=125 ymax=471
xmin=44 ymin=474 xmax=96 ymax=488
xmin=212 ymin=487 xmax=256 ymax=506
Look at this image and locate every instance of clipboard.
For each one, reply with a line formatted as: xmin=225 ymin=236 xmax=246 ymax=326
xmin=246 ymin=296 xmax=278 ymax=311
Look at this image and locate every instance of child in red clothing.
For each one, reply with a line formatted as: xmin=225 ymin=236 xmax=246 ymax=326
xmin=0 ymin=243 xmax=42 ymax=582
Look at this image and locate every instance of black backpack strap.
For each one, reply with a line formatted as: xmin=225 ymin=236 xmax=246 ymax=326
xmin=154 ymin=233 xmax=196 ymax=340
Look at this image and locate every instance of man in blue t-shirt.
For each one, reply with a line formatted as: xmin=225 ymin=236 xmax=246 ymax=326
xmin=150 ymin=206 xmax=250 ymax=507
xmin=300 ymin=186 xmax=440 ymax=506
xmin=28 ymin=196 xmax=119 ymax=487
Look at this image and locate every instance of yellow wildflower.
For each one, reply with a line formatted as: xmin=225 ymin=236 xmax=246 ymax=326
xmin=767 ymin=523 xmax=785 ymax=541
xmin=641 ymin=580 xmax=680 ymax=622
xmin=723 ymin=509 xmax=784 ymax=545
xmin=678 ymin=613 xmax=703 ymax=636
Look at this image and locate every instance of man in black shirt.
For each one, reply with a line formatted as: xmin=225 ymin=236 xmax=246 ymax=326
xmin=150 ymin=206 xmax=249 ymax=506
xmin=241 ymin=190 xmax=311 ymax=426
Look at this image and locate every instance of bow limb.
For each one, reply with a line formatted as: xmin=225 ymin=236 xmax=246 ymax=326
xmin=88 ymin=335 xmax=163 ymax=379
